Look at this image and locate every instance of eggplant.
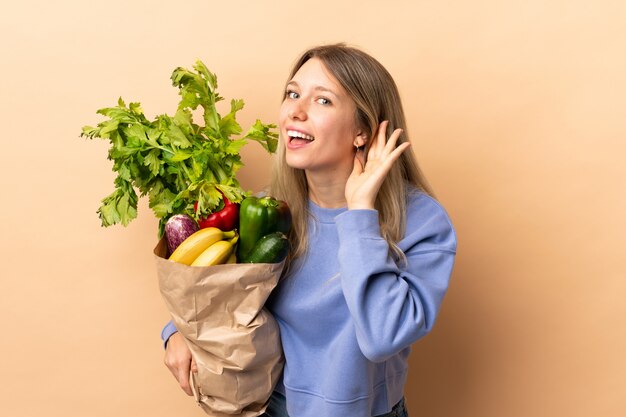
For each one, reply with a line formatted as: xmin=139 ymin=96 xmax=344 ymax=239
xmin=165 ymin=214 xmax=200 ymax=255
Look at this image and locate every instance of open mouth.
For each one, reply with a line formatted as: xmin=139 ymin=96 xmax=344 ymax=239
xmin=287 ymin=129 xmax=315 ymax=146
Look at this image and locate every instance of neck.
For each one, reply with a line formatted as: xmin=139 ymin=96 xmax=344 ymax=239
xmin=305 ymin=166 xmax=351 ymax=208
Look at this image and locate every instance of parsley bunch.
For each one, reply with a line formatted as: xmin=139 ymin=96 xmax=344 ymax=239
xmin=81 ymin=60 xmax=278 ymax=237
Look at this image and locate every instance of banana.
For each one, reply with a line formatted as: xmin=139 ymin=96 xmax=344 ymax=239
xmin=227 ymin=252 xmax=237 ymax=264
xmin=169 ymin=228 xmax=236 ymax=265
xmin=191 ymin=235 xmax=239 ymax=267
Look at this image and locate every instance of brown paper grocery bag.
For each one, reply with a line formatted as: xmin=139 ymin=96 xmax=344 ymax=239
xmin=154 ymin=238 xmax=284 ymax=417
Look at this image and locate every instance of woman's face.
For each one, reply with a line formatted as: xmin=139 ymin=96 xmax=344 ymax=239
xmin=279 ymin=58 xmax=363 ymax=175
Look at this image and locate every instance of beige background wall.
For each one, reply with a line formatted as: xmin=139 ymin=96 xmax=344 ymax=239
xmin=1 ymin=1 xmax=624 ymax=416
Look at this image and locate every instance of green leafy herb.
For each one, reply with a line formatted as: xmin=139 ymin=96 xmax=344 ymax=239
xmin=81 ymin=60 xmax=278 ymax=237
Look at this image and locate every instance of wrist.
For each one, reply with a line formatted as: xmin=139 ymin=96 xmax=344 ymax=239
xmin=347 ymin=200 xmax=375 ymax=210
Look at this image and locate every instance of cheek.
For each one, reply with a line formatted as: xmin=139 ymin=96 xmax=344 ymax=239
xmin=278 ymin=103 xmax=288 ymax=127
xmin=333 ymin=115 xmax=359 ymax=146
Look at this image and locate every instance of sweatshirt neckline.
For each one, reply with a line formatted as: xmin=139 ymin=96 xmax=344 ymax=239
xmin=308 ymin=200 xmax=348 ymax=223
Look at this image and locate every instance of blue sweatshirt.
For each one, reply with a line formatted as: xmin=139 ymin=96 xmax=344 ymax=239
xmin=162 ymin=190 xmax=456 ymax=417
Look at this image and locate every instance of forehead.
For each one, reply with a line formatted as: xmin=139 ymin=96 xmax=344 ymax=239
xmin=290 ymin=58 xmax=345 ymax=94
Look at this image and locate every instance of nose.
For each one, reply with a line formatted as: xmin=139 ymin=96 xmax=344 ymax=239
xmin=287 ymin=100 xmax=307 ymax=121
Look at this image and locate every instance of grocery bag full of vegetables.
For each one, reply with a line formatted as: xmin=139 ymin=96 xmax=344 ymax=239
xmin=82 ymin=61 xmax=288 ymax=417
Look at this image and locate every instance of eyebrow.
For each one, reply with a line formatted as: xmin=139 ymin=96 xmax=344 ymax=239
xmin=286 ymin=81 xmax=339 ymax=97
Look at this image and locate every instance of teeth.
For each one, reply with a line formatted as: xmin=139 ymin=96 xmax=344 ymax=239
xmin=287 ymin=130 xmax=314 ymax=141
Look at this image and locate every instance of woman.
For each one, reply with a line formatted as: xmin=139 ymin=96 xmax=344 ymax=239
xmin=163 ymin=44 xmax=457 ymax=417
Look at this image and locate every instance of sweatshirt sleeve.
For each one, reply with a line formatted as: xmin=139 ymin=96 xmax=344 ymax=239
xmin=335 ymin=194 xmax=456 ymax=362
xmin=161 ymin=320 xmax=178 ymax=349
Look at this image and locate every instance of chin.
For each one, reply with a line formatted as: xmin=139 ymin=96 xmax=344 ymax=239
xmin=285 ymin=157 xmax=308 ymax=171
xmin=285 ymin=151 xmax=308 ymax=169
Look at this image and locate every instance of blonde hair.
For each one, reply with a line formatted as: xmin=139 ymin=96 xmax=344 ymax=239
xmin=271 ymin=43 xmax=433 ymax=266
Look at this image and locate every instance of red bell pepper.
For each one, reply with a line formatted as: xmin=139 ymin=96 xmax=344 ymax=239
xmin=194 ymin=192 xmax=239 ymax=231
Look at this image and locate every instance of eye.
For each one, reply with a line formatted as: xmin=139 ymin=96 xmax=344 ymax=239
xmin=316 ymin=97 xmax=331 ymax=105
xmin=285 ymin=90 xmax=299 ymax=99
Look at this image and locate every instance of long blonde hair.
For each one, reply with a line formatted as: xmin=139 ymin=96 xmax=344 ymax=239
xmin=271 ymin=43 xmax=433 ymax=266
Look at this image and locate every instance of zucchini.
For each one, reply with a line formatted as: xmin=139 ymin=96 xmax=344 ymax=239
xmin=241 ymin=232 xmax=290 ymax=264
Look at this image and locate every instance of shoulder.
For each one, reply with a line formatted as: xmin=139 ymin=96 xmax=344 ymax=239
xmin=402 ymin=187 xmax=457 ymax=253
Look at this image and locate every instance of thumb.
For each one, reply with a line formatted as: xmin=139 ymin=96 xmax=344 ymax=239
xmin=352 ymin=153 xmax=364 ymax=175
xmin=191 ymin=357 xmax=198 ymax=373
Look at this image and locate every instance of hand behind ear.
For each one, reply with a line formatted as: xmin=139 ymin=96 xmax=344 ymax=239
xmin=345 ymin=121 xmax=410 ymax=210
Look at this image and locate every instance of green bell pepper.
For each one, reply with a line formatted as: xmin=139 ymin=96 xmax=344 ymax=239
xmin=237 ymin=196 xmax=292 ymax=262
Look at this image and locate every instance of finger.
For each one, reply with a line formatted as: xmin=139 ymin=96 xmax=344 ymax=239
xmin=367 ymin=120 xmax=387 ymax=160
xmin=383 ymin=142 xmax=411 ymax=168
xmin=191 ymin=357 xmax=198 ymax=373
xmin=375 ymin=120 xmax=389 ymax=155
xmin=382 ymin=128 xmax=404 ymax=156
xmin=177 ymin=363 xmax=193 ymax=396
xmin=351 ymin=152 xmax=364 ymax=176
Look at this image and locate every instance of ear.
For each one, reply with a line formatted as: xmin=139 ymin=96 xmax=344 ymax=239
xmin=353 ymin=130 xmax=368 ymax=148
